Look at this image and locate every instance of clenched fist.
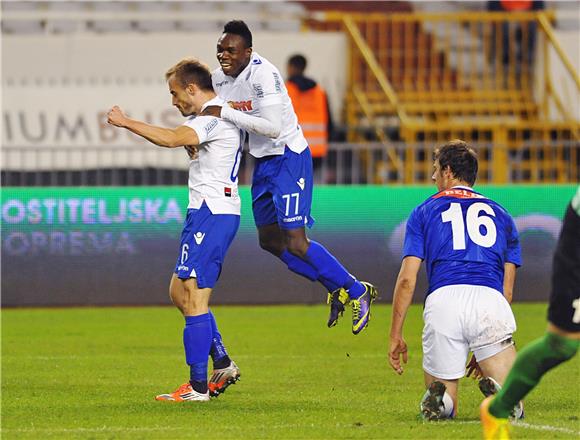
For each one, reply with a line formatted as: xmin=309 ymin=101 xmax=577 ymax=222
xmin=107 ymin=106 xmax=127 ymax=127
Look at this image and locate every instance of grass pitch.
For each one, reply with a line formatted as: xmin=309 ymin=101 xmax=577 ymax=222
xmin=2 ymin=303 xmax=579 ymax=439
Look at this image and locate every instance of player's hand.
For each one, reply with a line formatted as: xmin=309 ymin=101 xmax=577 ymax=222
xmin=184 ymin=145 xmax=198 ymax=160
xmin=388 ymin=336 xmax=408 ymax=375
xmin=199 ymin=106 xmax=222 ymax=117
xmin=107 ymin=106 xmax=127 ymax=127
xmin=465 ymin=353 xmax=483 ymax=380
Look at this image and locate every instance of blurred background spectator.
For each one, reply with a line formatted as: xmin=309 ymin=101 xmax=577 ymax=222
xmin=286 ymin=54 xmax=334 ymax=183
xmin=487 ymin=0 xmax=545 ymax=86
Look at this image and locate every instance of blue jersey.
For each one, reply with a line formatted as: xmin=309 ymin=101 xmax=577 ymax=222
xmin=403 ymin=187 xmax=521 ymax=296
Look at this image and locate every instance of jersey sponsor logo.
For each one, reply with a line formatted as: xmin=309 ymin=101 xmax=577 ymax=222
xmin=204 ymin=118 xmax=218 ymax=135
xmin=252 ymin=83 xmax=264 ymax=98
xmin=297 ymin=178 xmax=305 ymax=190
xmin=283 ymin=215 xmax=303 ymax=223
xmin=433 ymin=189 xmax=486 ymax=199
xmin=215 ymin=80 xmax=229 ymax=87
xmin=224 ymin=187 xmax=232 ymax=197
xmin=252 ymin=58 xmax=262 ymax=65
xmin=272 ymin=72 xmax=281 ymax=93
xmin=177 ymin=264 xmax=189 ymax=271
xmin=194 ymin=232 xmax=205 ymax=245
xmin=230 ymin=100 xmax=253 ymax=111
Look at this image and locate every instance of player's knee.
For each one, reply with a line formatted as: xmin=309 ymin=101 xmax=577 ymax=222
xmin=258 ymin=235 xmax=284 ymax=255
xmin=284 ymin=234 xmax=309 ymax=258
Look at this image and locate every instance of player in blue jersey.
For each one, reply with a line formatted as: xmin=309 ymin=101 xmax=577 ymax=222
xmin=388 ymin=139 xmax=523 ymax=420
xmin=201 ymin=20 xmax=377 ymax=334
xmin=108 ymin=58 xmax=241 ymax=401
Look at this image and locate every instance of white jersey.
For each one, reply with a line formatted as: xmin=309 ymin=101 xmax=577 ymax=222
xmin=212 ymin=51 xmax=308 ymax=158
xmin=182 ymin=97 xmax=242 ymax=215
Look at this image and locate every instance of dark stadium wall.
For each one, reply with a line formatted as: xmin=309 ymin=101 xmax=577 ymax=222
xmin=2 ymin=185 xmax=575 ymax=307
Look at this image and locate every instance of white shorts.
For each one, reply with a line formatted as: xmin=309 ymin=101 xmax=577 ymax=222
xmin=422 ymin=284 xmax=516 ymax=380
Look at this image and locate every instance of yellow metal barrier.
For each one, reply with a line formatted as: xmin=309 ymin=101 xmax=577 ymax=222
xmin=310 ymin=10 xmax=579 ymax=183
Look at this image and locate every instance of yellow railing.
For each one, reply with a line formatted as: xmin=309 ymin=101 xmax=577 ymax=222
xmin=311 ymin=10 xmax=579 ymax=183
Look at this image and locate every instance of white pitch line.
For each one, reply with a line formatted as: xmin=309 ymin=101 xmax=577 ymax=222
xmin=516 ymin=421 xmax=579 ymax=435
xmin=452 ymin=420 xmax=579 ymax=435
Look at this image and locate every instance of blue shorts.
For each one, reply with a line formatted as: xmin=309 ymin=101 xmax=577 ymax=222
xmin=174 ymin=203 xmax=240 ymax=288
xmin=252 ymin=146 xmax=315 ymax=230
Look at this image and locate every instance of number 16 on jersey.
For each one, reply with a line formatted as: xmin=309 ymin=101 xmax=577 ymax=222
xmin=442 ymin=202 xmax=497 ymax=250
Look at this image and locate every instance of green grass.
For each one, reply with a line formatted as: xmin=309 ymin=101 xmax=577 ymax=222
xmin=2 ymin=304 xmax=579 ymax=439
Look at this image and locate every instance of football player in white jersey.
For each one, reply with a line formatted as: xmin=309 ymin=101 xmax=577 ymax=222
xmin=202 ymin=20 xmax=377 ymax=334
xmin=107 ymin=58 xmax=241 ymax=402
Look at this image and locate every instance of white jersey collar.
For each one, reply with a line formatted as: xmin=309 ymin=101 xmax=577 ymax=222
xmin=200 ymin=96 xmax=225 ymax=112
xmin=224 ymin=51 xmax=261 ymax=81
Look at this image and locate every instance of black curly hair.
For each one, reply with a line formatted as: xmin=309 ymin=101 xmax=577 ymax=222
xmin=223 ymin=20 xmax=252 ymax=48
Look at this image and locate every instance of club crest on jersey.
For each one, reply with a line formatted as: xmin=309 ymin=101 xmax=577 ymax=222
xmin=297 ymin=178 xmax=305 ymax=190
xmin=194 ymin=232 xmax=205 ymax=245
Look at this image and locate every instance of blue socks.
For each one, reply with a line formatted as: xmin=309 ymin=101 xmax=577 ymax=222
xmin=183 ymin=314 xmax=212 ymax=393
xmin=305 ymin=241 xmax=365 ymax=298
xmin=280 ymin=249 xmax=341 ymax=292
xmin=280 ymin=250 xmax=318 ymax=281
xmin=279 ymin=242 xmax=365 ymax=298
xmin=209 ymin=310 xmax=231 ymax=369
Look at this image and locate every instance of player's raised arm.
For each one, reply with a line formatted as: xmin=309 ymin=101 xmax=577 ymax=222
xmin=389 ymin=256 xmax=422 ymax=374
xmin=107 ymin=106 xmax=199 ymax=148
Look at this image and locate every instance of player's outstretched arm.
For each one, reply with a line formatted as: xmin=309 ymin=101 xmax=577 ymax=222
xmin=107 ymin=106 xmax=199 ymax=148
xmin=389 ymin=256 xmax=422 ymax=375
xmin=201 ymin=103 xmax=282 ymax=139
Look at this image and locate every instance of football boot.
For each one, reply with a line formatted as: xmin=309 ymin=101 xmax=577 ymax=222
xmin=478 ymin=377 xmax=524 ymax=420
xmin=155 ymin=382 xmax=209 ymax=402
xmin=327 ymin=288 xmax=350 ymax=327
xmin=419 ymin=381 xmax=447 ymax=420
xmin=350 ymin=282 xmax=378 ymax=335
xmin=480 ymin=396 xmax=511 ymax=440
xmin=208 ymin=360 xmax=240 ymax=397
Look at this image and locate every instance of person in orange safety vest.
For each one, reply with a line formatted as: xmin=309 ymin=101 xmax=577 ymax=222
xmin=286 ymin=54 xmax=334 ymax=181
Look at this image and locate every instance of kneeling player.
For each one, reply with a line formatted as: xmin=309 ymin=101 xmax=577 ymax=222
xmin=481 ymin=186 xmax=580 ymax=439
xmin=108 ymin=57 xmax=242 ymax=401
xmin=388 ymin=140 xmax=524 ymax=419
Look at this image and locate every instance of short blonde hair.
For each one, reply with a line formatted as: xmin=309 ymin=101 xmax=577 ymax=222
xmin=165 ymin=58 xmax=213 ymax=91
